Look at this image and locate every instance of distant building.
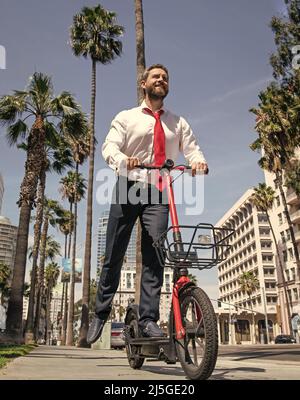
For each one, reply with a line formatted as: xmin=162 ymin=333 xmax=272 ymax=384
xmin=0 ymin=174 xmax=4 ymax=215
xmin=96 ymin=210 xmax=172 ymax=324
xmin=264 ymin=149 xmax=300 ymax=332
xmin=216 ymin=189 xmax=280 ymax=344
xmin=97 ymin=210 xmax=138 ymax=275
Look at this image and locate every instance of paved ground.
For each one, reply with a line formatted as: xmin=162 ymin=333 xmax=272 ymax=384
xmin=0 ymin=345 xmax=300 ymax=380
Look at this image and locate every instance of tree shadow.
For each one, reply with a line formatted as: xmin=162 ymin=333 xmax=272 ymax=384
xmin=211 ymin=366 xmax=266 ymax=380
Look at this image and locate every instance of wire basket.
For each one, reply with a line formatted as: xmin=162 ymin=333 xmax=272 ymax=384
xmin=153 ymin=223 xmax=234 ymax=270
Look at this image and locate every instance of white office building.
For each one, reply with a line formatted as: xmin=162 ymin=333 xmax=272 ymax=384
xmin=264 ymin=151 xmax=300 ymax=333
xmin=216 ymin=189 xmax=280 ymax=344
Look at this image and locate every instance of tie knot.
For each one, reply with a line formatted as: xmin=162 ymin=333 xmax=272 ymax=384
xmin=144 ymin=108 xmax=164 ymax=119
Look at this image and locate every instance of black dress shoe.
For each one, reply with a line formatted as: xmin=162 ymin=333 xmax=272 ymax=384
xmin=142 ymin=321 xmax=165 ymax=338
xmin=87 ymin=316 xmax=106 ymax=344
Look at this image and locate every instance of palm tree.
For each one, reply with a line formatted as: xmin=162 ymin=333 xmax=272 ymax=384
xmin=0 ymin=263 xmax=11 ymax=306
xmin=238 ymin=271 xmax=260 ymax=344
xmin=56 ymin=209 xmax=73 ymax=342
xmin=134 ymin=0 xmax=146 ymax=306
xmin=0 ymin=72 xmax=86 ymax=342
xmin=250 ymin=84 xmax=300 ymax=286
xmin=34 ymin=199 xmax=64 ymax=341
xmin=61 ymin=171 xmax=87 ymax=346
xmin=285 ymin=160 xmax=300 ymax=198
xmin=70 ymin=4 xmax=124 ymax=347
xmin=187 ymin=273 xmax=198 ymax=285
xmin=44 ymin=262 xmax=60 ymax=344
xmin=24 ymin=135 xmax=74 ymax=343
xmin=60 ymin=171 xmax=86 ymax=345
xmin=251 ymin=183 xmax=293 ymax=335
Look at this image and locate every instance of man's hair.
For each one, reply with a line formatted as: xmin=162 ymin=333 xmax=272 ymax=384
xmin=141 ymin=64 xmax=169 ymax=82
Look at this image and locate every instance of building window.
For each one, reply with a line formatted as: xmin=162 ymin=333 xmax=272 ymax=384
xmin=293 ymin=288 xmax=298 ymax=301
xmin=288 ymin=248 xmax=294 ymax=260
xmin=278 ymin=213 xmax=283 ymax=225
xmin=276 ymin=196 xmax=280 ymax=207
xmin=126 ymin=273 xmax=131 ymax=289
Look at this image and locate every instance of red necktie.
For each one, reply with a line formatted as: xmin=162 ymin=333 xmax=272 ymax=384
xmin=144 ymin=108 xmax=166 ymax=191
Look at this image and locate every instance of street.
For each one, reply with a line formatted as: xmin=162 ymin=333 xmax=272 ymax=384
xmin=0 ymin=344 xmax=299 ymax=380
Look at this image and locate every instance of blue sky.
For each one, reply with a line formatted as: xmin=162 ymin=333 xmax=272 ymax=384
xmin=0 ymin=0 xmax=285 ymax=301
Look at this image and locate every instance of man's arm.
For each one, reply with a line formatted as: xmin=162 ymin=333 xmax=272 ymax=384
xmin=102 ymin=112 xmax=140 ymax=172
xmin=180 ymin=117 xmax=208 ymax=176
xmin=102 ymin=112 xmax=128 ymax=172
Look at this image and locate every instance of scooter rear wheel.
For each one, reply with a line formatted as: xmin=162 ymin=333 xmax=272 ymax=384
xmin=175 ymin=286 xmax=218 ymax=380
xmin=125 ymin=310 xmax=145 ymax=369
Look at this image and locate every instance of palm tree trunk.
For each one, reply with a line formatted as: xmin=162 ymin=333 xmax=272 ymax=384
xmin=134 ymin=0 xmax=146 ymax=306
xmin=44 ymin=282 xmax=53 ymax=344
xmin=249 ymin=296 xmax=256 ymax=344
xmin=64 ymin=234 xmax=68 ymax=260
xmin=66 ymin=163 xmax=78 ymax=346
xmin=266 ymin=211 xmax=293 ymax=335
xmin=61 ymin=282 xmax=68 ymax=345
xmin=68 ymin=203 xmax=73 ymax=259
xmin=25 ymin=167 xmax=46 ymax=343
xmin=5 ymin=116 xmax=46 ymax=343
xmin=78 ymin=59 xmax=96 ymax=347
xmin=61 ymin=204 xmax=73 ymax=344
xmin=58 ymin=234 xmax=68 ymax=342
xmin=34 ymin=217 xmax=49 ymax=341
xmin=135 ymin=0 xmax=146 ymax=105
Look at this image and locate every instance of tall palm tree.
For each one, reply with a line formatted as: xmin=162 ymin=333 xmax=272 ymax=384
xmin=238 ymin=271 xmax=260 ymax=344
xmin=44 ymin=262 xmax=60 ymax=344
xmin=60 ymin=171 xmax=87 ymax=346
xmin=56 ymin=209 xmax=73 ymax=342
xmin=134 ymin=0 xmax=146 ymax=305
xmin=251 ymin=183 xmax=293 ymax=335
xmin=24 ymin=135 xmax=74 ymax=343
xmin=0 ymin=72 xmax=86 ymax=342
xmin=70 ymin=4 xmax=124 ymax=347
xmin=34 ymin=199 xmax=64 ymax=341
xmin=60 ymin=171 xmax=86 ymax=345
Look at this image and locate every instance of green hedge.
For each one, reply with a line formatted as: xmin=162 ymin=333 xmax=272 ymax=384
xmin=0 ymin=344 xmax=37 ymax=369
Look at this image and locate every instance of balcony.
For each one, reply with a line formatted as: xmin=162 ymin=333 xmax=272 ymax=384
xmin=290 ymin=209 xmax=300 ymax=224
xmin=286 ymin=189 xmax=300 ymax=206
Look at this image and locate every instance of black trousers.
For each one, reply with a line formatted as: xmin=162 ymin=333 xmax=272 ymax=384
xmin=95 ymin=178 xmax=169 ymax=327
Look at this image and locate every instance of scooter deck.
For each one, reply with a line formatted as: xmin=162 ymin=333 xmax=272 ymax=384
xmin=128 ymin=337 xmax=170 ymax=346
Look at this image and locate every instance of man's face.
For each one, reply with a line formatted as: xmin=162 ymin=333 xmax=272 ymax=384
xmin=141 ymin=68 xmax=169 ymax=100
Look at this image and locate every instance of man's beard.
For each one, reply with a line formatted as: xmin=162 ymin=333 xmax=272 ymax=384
xmin=146 ymin=85 xmax=169 ymax=100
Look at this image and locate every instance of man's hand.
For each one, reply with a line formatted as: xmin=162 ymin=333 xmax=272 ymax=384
xmin=191 ymin=162 xmax=209 ymax=177
xmin=127 ymin=157 xmax=140 ymax=170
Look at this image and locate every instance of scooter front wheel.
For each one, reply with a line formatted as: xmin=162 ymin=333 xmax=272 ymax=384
xmin=175 ymin=286 xmax=218 ymax=380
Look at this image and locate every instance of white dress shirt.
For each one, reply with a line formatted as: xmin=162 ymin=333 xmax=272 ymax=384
xmin=102 ymin=100 xmax=206 ymax=184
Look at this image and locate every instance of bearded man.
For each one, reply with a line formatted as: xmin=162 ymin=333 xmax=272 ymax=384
xmin=87 ymin=64 xmax=208 ymax=343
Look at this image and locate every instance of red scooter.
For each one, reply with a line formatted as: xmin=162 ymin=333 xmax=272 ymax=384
xmin=124 ymin=159 xmax=233 ymax=380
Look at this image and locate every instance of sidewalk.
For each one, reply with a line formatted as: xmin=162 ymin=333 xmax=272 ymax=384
xmin=0 ymin=345 xmax=300 ymax=380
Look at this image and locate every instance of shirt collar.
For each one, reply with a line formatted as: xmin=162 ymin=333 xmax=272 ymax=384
xmin=140 ymin=100 xmax=166 ymax=114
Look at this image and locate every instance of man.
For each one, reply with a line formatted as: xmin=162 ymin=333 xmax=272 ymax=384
xmin=87 ymin=64 xmax=208 ymax=343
